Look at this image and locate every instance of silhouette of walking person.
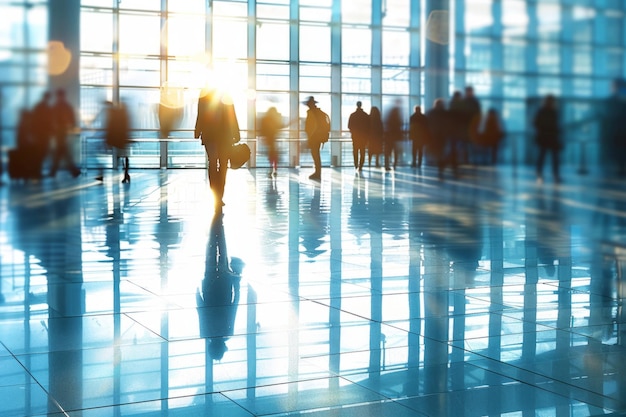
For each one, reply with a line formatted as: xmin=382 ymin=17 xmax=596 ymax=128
xmin=461 ymin=85 xmax=482 ymax=163
xmin=368 ymin=106 xmax=384 ymax=167
xmin=259 ymin=106 xmax=283 ymax=177
xmin=533 ymin=94 xmax=562 ymax=184
xmin=49 ymin=89 xmax=81 ymax=178
xmin=478 ymin=108 xmax=505 ymax=165
xmin=409 ymin=105 xmax=430 ymax=168
xmin=426 ymin=98 xmax=450 ymax=179
xmin=384 ymin=100 xmax=404 ymax=170
xmin=196 ymin=213 xmax=245 ymax=361
xmin=348 ymin=101 xmax=370 ymax=172
xmin=195 ymin=88 xmax=241 ymax=210
xmin=303 ymin=96 xmax=329 ymax=181
xmin=103 ymin=100 xmax=132 ymax=183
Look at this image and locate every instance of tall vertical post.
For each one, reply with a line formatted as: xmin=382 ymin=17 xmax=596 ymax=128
xmin=424 ymin=0 xmax=449 ymax=110
xmin=289 ymin=0 xmax=300 ymax=167
xmin=409 ymin=0 xmax=421 ymax=110
xmin=0 ymin=85 xmax=4 ymax=185
xmin=330 ymin=0 xmax=342 ymax=166
xmin=248 ymin=0 xmax=257 ymax=168
xmin=48 ymin=0 xmax=80 ymax=110
xmin=371 ymin=0 xmax=383 ymax=110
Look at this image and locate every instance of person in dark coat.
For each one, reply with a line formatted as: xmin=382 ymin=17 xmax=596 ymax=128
xmin=482 ymin=108 xmax=505 ymax=165
xmin=348 ymin=101 xmax=370 ymax=172
xmin=446 ymin=91 xmax=464 ymax=175
xmin=462 ymin=86 xmax=482 ymax=163
xmin=533 ymin=94 xmax=562 ymax=184
xmin=426 ymin=98 xmax=450 ymax=179
xmin=49 ymin=89 xmax=81 ymax=178
xmin=195 ymin=88 xmax=241 ymax=210
xmin=103 ymin=101 xmax=131 ymax=183
xmin=603 ymin=81 xmax=626 ymax=176
xmin=384 ymin=100 xmax=404 ymax=170
xmin=409 ymin=105 xmax=430 ymax=168
xmin=368 ymin=106 xmax=384 ymax=167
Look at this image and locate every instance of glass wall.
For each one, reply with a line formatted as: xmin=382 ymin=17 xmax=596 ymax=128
xmin=0 ymin=0 xmax=625 ymax=171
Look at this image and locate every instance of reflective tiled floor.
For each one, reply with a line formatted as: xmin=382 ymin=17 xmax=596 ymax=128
xmin=1 ymin=164 xmax=625 ymax=416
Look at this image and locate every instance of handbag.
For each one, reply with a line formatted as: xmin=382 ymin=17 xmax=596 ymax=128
xmin=229 ymin=142 xmax=251 ymax=169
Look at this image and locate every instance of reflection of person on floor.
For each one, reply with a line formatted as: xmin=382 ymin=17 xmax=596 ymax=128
xmin=196 ymin=213 xmax=244 ymax=361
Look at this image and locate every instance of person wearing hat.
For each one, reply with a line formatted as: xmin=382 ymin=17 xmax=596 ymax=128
xmin=303 ymin=96 xmax=329 ymax=180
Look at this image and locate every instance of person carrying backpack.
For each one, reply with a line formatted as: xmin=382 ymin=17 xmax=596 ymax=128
xmin=303 ymin=96 xmax=329 ymax=181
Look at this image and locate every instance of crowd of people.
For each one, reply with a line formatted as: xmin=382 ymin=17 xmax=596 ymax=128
xmin=345 ymin=86 xmax=507 ymax=179
xmin=11 ymin=88 xmax=81 ymax=179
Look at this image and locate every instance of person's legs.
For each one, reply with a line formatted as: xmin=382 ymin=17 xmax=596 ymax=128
xmin=268 ymin=145 xmax=277 ymax=176
xmin=358 ymin=146 xmax=366 ymax=170
xmin=411 ymin=141 xmax=418 ymax=167
xmin=417 ymin=144 xmax=424 ymax=168
xmin=207 ymin=150 xmax=224 ymax=208
xmin=352 ymin=140 xmax=358 ymax=168
xmin=216 ymin=154 xmax=228 ymax=202
xmin=392 ymin=142 xmax=399 ymax=169
xmin=384 ymin=141 xmax=391 ymax=170
xmin=310 ymin=142 xmax=321 ymax=179
xmin=122 ymin=155 xmax=130 ymax=183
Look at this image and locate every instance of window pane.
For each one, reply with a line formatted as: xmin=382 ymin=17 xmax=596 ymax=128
xmin=383 ymin=30 xmax=409 ymax=66
xmin=466 ymin=0 xmax=493 ymax=36
xmin=166 ymin=15 xmax=205 ymax=57
xmin=383 ymin=0 xmax=410 ymax=27
xmin=503 ymin=40 xmax=525 ymax=72
xmin=299 ymin=64 xmax=331 ymax=94
xmin=382 ymin=67 xmax=409 ymax=95
xmin=119 ymin=57 xmax=160 ymax=87
xmin=119 ymin=0 xmax=160 ymax=11
xmin=81 ymin=0 xmax=114 ymax=7
xmin=466 ymin=38 xmax=492 ymax=71
xmin=81 ymin=11 xmax=112 ymax=53
xmin=342 ymin=65 xmax=371 ymax=94
xmin=257 ymin=4 xmax=289 ymax=19
xmin=257 ymin=63 xmax=290 ymax=91
xmin=537 ymin=4 xmax=561 ymax=41
xmin=537 ymin=43 xmax=560 ymax=73
xmin=257 ymin=22 xmax=289 ymax=61
xmin=502 ymin=0 xmax=527 ymax=37
xmin=81 ymin=56 xmax=113 ymax=86
xmin=213 ymin=20 xmax=247 ymax=59
xmin=119 ymin=87 xmax=161 ymax=131
xmin=300 ymin=5 xmax=332 ymax=22
xmin=213 ymin=1 xmax=247 ymax=17
xmin=342 ymin=1 xmax=371 ymax=24
xmin=169 ymin=1 xmax=206 ymax=14
xmin=168 ymin=59 xmax=208 ymax=91
xmin=342 ymin=28 xmax=371 ymax=64
xmin=119 ymin=14 xmax=160 ymax=55
xmin=300 ymin=25 xmax=330 ymax=62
